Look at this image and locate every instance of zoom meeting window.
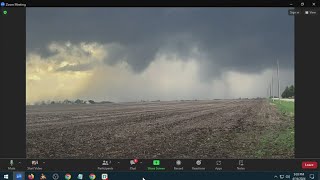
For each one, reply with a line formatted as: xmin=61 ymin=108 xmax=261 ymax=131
xmin=25 ymin=8 xmax=295 ymax=159
xmin=1 ymin=4 xmax=319 ymax=162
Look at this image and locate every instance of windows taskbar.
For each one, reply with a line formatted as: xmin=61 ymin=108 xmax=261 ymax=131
xmin=0 ymin=172 xmax=319 ymax=180
xmin=0 ymin=159 xmax=318 ymax=172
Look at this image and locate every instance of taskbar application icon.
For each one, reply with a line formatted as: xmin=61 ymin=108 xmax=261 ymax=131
xmin=89 ymin=173 xmax=96 ymax=180
xmin=101 ymin=173 xmax=109 ymax=180
xmin=27 ymin=173 xmax=34 ymax=180
xmin=13 ymin=172 xmax=25 ymax=180
xmin=23 ymin=172 xmax=109 ymax=180
xmin=65 ymin=173 xmax=72 ymax=180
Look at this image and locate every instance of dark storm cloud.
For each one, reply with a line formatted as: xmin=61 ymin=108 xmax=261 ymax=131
xmin=27 ymin=8 xmax=294 ymax=79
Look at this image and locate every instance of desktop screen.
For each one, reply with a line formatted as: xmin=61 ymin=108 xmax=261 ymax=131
xmin=0 ymin=1 xmax=319 ymax=180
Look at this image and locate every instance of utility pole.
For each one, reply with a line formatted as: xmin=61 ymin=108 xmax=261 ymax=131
xmin=277 ymin=60 xmax=281 ymax=103
xmin=270 ymin=84 xmax=272 ymax=99
xmin=271 ymin=70 xmax=274 ymax=102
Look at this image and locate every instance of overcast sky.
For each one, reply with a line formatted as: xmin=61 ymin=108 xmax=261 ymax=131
xmin=26 ymin=8 xmax=294 ymax=104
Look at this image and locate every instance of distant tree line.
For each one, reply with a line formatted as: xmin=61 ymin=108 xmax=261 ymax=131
xmin=281 ymin=85 xmax=294 ymax=98
xmin=33 ymin=99 xmax=113 ymax=105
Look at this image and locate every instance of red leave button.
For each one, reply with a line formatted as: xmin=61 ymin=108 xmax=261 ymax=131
xmin=302 ymin=161 xmax=318 ymax=169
